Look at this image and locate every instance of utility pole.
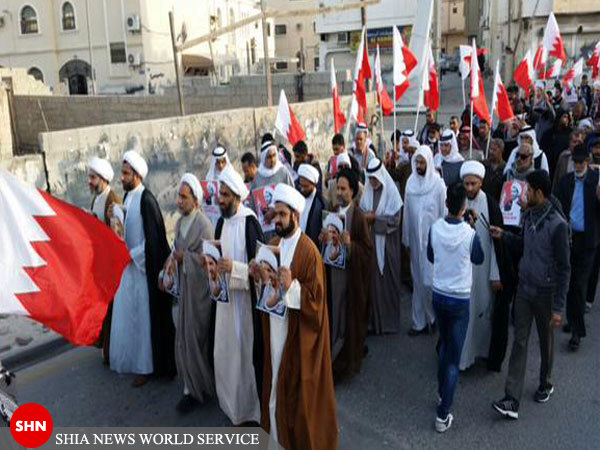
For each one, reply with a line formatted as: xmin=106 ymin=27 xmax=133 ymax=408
xmin=360 ymin=0 xmax=366 ymax=26
xmin=260 ymin=0 xmax=273 ymax=106
xmin=169 ymin=11 xmax=186 ymax=116
xmin=85 ymin=0 xmax=96 ymax=95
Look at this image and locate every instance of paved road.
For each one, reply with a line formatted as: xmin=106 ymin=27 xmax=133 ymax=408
xmin=13 ymin=282 xmax=600 ymax=449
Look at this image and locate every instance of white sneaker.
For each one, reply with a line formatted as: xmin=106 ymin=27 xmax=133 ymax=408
xmin=435 ymin=413 xmax=453 ymax=433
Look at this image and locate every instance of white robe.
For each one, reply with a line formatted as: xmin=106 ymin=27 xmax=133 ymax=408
xmin=214 ymin=205 xmax=260 ymax=425
xmin=91 ymin=185 xmax=111 ymax=223
xmin=460 ymin=190 xmax=500 ymax=370
xmin=110 ymin=184 xmax=154 ymax=375
xmin=269 ymin=227 xmax=302 ymax=444
xmin=402 ymin=178 xmax=446 ymax=330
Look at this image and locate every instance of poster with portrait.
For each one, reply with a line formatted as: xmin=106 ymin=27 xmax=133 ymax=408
xmin=201 ymin=241 xmax=229 ymax=304
xmin=252 ymin=184 xmax=277 ymax=232
xmin=500 ymin=180 xmax=528 ymax=226
xmin=322 ymin=212 xmax=347 ymax=269
xmin=200 ymin=181 xmax=221 ymax=227
xmin=243 ymin=183 xmax=253 ymax=208
xmin=255 ymin=243 xmax=286 ymax=319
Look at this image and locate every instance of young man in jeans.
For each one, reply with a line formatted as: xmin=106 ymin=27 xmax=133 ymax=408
xmin=427 ymin=183 xmax=484 ymax=432
xmin=491 ymin=170 xmax=570 ymax=419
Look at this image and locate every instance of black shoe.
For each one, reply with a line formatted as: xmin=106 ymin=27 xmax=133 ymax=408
xmin=175 ymin=395 xmax=199 ymax=414
xmin=429 ymin=322 xmax=438 ymax=335
xmin=534 ymin=384 xmax=554 ymax=403
xmin=492 ymin=396 xmax=519 ymax=419
xmin=569 ymin=335 xmax=580 ymax=352
xmin=408 ymin=327 xmax=428 ymax=337
xmin=562 ymin=323 xmax=571 ymax=334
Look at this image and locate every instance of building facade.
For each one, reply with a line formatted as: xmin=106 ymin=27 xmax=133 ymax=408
xmin=315 ymin=0 xmax=417 ymax=78
xmin=0 ymin=0 xmax=274 ymax=95
xmin=441 ymin=0 xmax=466 ymax=55
xmin=267 ymin=0 xmax=320 ymax=72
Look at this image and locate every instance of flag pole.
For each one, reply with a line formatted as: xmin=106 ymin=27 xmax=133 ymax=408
xmin=393 ymin=87 xmax=397 ymax=142
xmin=379 ymin=97 xmax=386 ymax=159
xmin=461 ymin=77 xmax=466 ymax=109
xmin=486 ymin=116 xmax=492 ymax=159
xmin=469 ymin=97 xmax=474 ymax=160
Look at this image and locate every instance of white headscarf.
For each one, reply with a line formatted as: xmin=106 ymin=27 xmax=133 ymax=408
xmin=179 ymin=173 xmax=203 ymax=201
xmin=205 ymin=146 xmax=230 ymax=181
xmin=434 ymin=129 xmax=464 ymax=167
xmin=406 ymin=145 xmax=443 ymax=196
xmin=88 ymin=157 xmax=114 ymax=183
xmin=360 ymin=158 xmax=403 ymax=274
xmin=504 ymin=126 xmax=545 ymax=174
xmin=258 ymin=143 xmax=284 ymax=179
xmin=123 ymin=150 xmax=148 ymax=180
xmin=218 ymin=166 xmax=249 ymax=201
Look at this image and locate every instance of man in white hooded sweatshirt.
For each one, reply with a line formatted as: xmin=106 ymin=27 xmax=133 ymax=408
xmin=403 ymin=146 xmax=447 ymax=336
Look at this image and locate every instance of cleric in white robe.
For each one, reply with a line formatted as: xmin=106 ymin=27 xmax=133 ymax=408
xmin=402 ymin=146 xmax=447 ymax=335
xmin=212 ymin=166 xmax=265 ymax=425
xmin=110 ymin=150 xmax=176 ymax=386
xmin=460 ymin=161 xmax=502 ymax=370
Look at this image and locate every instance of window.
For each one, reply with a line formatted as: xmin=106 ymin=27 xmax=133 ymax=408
xmin=452 ymin=6 xmax=458 ymax=13
xmin=296 ymin=23 xmax=302 ymax=32
xmin=275 ymin=61 xmax=288 ymax=70
xmin=250 ymin=38 xmax=256 ymax=65
xmin=337 ymin=32 xmax=348 ymax=44
xmin=27 ymin=67 xmax=44 ymax=82
xmin=62 ymin=2 xmax=76 ymax=30
xmin=275 ymin=24 xmax=287 ymax=36
xmin=20 ymin=5 xmax=38 ymax=34
xmin=267 ymin=23 xmax=271 ymax=37
xmin=110 ymin=42 xmax=126 ymax=64
xmin=320 ymin=33 xmax=328 ymax=42
xmin=313 ymin=57 xmax=319 ymax=71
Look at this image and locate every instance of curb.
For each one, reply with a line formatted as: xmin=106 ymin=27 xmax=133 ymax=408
xmin=3 ymin=336 xmax=72 ymax=372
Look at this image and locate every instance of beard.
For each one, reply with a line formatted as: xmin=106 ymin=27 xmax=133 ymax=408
xmin=416 ymin=167 xmax=426 ymax=176
xmin=337 ymin=195 xmax=350 ymax=207
xmin=575 ymin=168 xmax=588 ymax=179
xmin=593 ymin=155 xmax=600 ymax=164
xmin=89 ymin=182 xmax=100 ymax=195
xmin=466 ymin=189 xmax=479 ymax=201
xmin=220 ymin=202 xmax=237 ymax=218
xmin=275 ymin=216 xmax=296 ymax=238
xmin=122 ymin=180 xmax=135 ymax=192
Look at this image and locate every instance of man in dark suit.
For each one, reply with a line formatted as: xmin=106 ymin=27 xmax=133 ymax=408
xmin=297 ymin=163 xmax=327 ymax=247
xmin=556 ymin=145 xmax=600 ymax=351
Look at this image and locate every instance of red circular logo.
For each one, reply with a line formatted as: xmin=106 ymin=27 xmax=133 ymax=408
xmin=10 ymin=403 xmax=53 ymax=448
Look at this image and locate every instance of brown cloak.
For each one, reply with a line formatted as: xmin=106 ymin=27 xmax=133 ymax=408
xmin=261 ymin=233 xmax=338 ymax=450
xmin=331 ymin=203 xmax=373 ymax=379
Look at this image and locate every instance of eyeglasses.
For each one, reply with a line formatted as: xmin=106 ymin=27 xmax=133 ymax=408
xmin=517 ymin=153 xmax=532 ymax=160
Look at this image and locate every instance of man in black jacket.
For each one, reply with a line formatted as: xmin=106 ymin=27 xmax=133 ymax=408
xmin=491 ymin=170 xmax=570 ymax=420
xmin=556 ymin=145 xmax=600 ymax=350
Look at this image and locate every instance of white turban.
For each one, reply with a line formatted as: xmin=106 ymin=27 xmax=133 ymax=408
xmin=88 ymin=157 xmax=114 ymax=182
xmin=460 ymin=160 xmax=486 ymax=180
xmin=179 ymin=173 xmax=203 ymax=200
xmin=337 ymin=152 xmax=351 ymax=167
xmin=123 ymin=150 xmax=148 ymax=180
xmin=218 ymin=166 xmax=249 ymax=201
xmin=256 ymin=245 xmax=278 ymax=271
xmin=297 ymin=164 xmax=319 ymax=185
xmin=273 ymin=183 xmax=305 ymax=214
xmin=202 ymin=241 xmax=221 ymax=262
xmin=324 ymin=213 xmax=344 ymax=234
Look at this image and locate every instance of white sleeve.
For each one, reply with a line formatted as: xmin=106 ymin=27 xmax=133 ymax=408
xmin=129 ymin=241 xmax=146 ymax=273
xmin=541 ymin=153 xmax=550 ymax=174
xmin=402 ymin=201 xmax=410 ymax=247
xmin=229 ymin=260 xmax=249 ymax=291
xmin=282 ymin=279 xmax=301 ymax=310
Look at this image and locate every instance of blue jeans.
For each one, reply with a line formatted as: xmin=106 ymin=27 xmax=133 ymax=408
xmin=433 ymin=292 xmax=470 ymax=419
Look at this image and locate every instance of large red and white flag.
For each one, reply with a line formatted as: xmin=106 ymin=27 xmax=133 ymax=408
xmin=562 ymin=58 xmax=584 ymax=87
xmin=374 ymin=46 xmax=394 ymax=115
xmin=423 ymin=44 xmax=439 ymax=112
xmin=587 ymin=41 xmax=600 ymax=80
xmin=0 ymin=169 xmax=131 ymax=345
xmin=350 ymin=26 xmax=372 ymax=122
xmin=275 ymin=89 xmax=305 ymax=145
xmin=393 ymin=26 xmax=418 ymax=101
xmin=459 ymin=45 xmax=472 ymax=80
xmin=545 ymin=58 xmax=563 ymax=79
xmin=470 ymin=39 xmax=491 ymax=125
xmin=533 ymin=45 xmax=548 ymax=79
xmin=542 ymin=12 xmax=567 ymax=62
xmin=513 ymin=50 xmax=534 ymax=94
xmin=330 ymin=58 xmax=346 ymax=133
xmin=491 ymin=60 xmax=514 ymax=123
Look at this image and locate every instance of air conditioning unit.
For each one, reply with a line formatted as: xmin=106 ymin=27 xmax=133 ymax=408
xmin=126 ymin=14 xmax=141 ymax=32
xmin=128 ymin=52 xmax=142 ymax=66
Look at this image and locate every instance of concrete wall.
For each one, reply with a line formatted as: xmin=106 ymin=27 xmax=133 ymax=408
xmin=13 ymin=70 xmax=354 ymax=153
xmin=36 ymin=92 xmax=375 ymax=238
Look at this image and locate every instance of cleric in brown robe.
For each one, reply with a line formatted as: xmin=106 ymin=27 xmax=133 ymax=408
xmin=88 ymin=157 xmax=121 ymax=365
xmin=326 ymin=168 xmax=373 ymax=380
xmin=251 ymin=183 xmax=338 ymax=450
